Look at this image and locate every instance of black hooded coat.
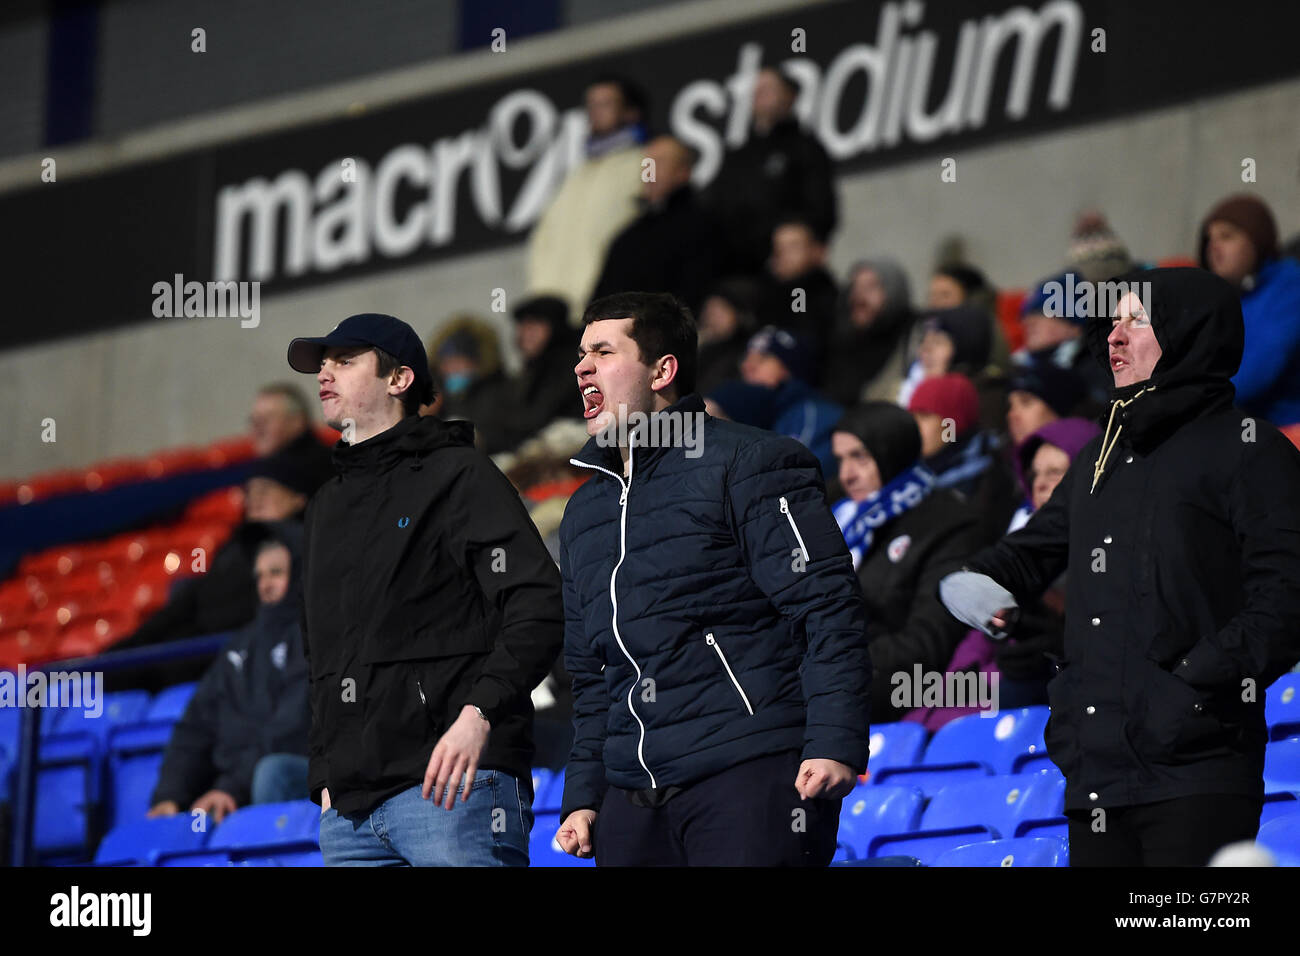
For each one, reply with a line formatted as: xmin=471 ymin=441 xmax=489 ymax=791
xmin=959 ymin=268 xmax=1300 ymax=811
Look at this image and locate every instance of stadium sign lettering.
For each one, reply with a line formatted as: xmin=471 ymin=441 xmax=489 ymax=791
xmin=214 ymin=0 xmax=1082 ymax=284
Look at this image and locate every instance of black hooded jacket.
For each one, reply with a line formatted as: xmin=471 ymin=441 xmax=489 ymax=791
xmin=833 ymin=403 xmax=985 ymax=722
xmin=300 ymin=415 xmax=564 ymax=815
xmin=151 ymin=521 xmax=310 ymax=807
xmin=960 ymin=268 xmax=1300 ymax=811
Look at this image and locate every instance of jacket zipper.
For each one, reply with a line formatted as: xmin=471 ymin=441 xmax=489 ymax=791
xmin=779 ymin=495 xmax=811 ymax=565
xmin=570 ymin=446 xmax=657 ymax=788
xmin=705 ymin=633 xmax=754 ymax=715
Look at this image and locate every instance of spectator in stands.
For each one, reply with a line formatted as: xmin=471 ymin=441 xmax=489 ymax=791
xmin=1065 ymin=210 xmax=1136 ymax=284
xmin=908 ymin=373 xmax=1020 ymax=544
xmin=939 ymin=269 xmax=1300 ymax=866
xmin=248 ymin=382 xmax=334 ymax=474
xmin=556 ymin=292 xmax=867 ymax=865
xmin=147 ymin=527 xmax=310 ymax=822
xmin=497 ymin=295 xmax=581 ymax=451
xmin=704 ymin=66 xmax=838 ymax=277
xmin=428 ymin=315 xmax=517 ymax=455
xmin=928 ymin=263 xmax=996 ymax=313
xmin=591 ymin=136 xmax=721 ymax=313
xmin=757 ymin=217 xmax=839 ymax=358
xmin=927 ymin=260 xmax=1014 ymax=386
xmin=905 ymin=416 xmax=1100 ymax=731
xmin=526 ymin=74 xmax=649 ymax=318
xmin=1013 ymin=272 xmax=1114 ymax=407
xmin=735 ymin=326 xmax=843 ymax=478
xmin=1005 ymin=359 xmax=1090 ymax=446
xmin=1198 ymin=194 xmax=1300 ymax=443
xmin=829 ymin=402 xmax=983 ymax=723
xmin=696 ymin=278 xmax=762 ymax=396
xmin=823 ymin=258 xmax=917 ymax=407
xmin=896 ymin=305 xmax=993 ymax=409
xmin=106 ymin=447 xmax=332 ymax=693
xmin=287 ymin=312 xmax=562 ymax=867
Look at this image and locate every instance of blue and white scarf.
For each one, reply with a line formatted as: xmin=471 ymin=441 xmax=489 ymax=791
xmin=833 ymin=463 xmax=936 ymax=569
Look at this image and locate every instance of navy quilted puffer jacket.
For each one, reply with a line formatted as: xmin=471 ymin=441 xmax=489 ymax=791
xmin=559 ymin=393 xmax=872 ymax=817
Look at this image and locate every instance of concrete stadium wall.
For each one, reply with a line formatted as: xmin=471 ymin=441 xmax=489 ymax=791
xmin=2 ymin=75 xmax=1297 ymax=479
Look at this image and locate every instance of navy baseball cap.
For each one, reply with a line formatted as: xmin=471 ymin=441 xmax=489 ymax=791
xmin=287 ymin=313 xmax=434 ymax=404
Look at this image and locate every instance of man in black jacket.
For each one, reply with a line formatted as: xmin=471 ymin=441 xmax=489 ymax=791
xmin=939 ymin=269 xmax=1300 ymax=866
xmin=148 ymin=524 xmax=310 ymax=823
xmin=703 ymin=66 xmax=838 ymax=278
xmin=286 ymin=313 xmax=564 ymax=866
xmin=555 ymin=292 xmax=870 ymax=866
xmin=591 ymin=135 xmax=721 ymax=314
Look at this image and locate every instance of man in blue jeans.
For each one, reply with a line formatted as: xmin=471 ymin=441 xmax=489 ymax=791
xmin=286 ymin=314 xmax=564 ymax=866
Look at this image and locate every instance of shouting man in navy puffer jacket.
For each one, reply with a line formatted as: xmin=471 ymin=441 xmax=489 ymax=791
xmin=555 ymin=291 xmax=871 ymax=866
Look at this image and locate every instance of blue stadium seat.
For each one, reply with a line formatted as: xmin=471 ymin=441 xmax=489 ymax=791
xmin=148 ymin=682 xmax=200 ymax=721
xmin=1262 ymin=790 xmax=1299 ymax=826
xmin=0 ymin=704 xmax=19 ymax=761
xmin=866 ymin=722 xmax=927 ymax=776
xmin=836 ymin=784 xmax=924 ymax=861
xmin=871 ymin=764 xmax=991 ymax=796
xmin=1267 ymin=674 xmax=1300 ymax=741
xmin=49 ymin=690 xmax=151 ymax=750
xmin=924 ymin=772 xmax=1061 ymax=839
xmin=933 ymin=836 xmax=1069 ymax=867
xmin=107 ymin=749 xmax=165 ymax=829
xmin=529 ymin=811 xmax=593 ymax=866
xmin=532 ymin=767 xmax=558 ymax=812
xmin=94 ymin=814 xmax=208 ymax=865
xmin=866 ymin=829 xmax=988 ymax=865
xmin=1264 ymin=738 xmax=1300 ymax=795
xmin=923 ymin=708 xmax=1051 ymax=774
xmin=207 ymin=800 xmax=321 ymax=852
xmin=33 ymin=764 xmax=92 ymax=855
xmin=158 ymin=850 xmax=233 ymax=866
xmin=536 ymin=768 xmax=565 ymax=813
xmin=1256 ymin=810 xmax=1300 ymax=864
xmin=832 ymin=855 xmax=924 ymax=866
xmin=1016 ymin=819 xmax=1067 ymax=842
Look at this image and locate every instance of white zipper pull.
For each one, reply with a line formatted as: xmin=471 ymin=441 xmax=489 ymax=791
xmin=779 ymin=495 xmax=811 ymax=565
xmin=619 ymin=482 xmax=628 ymax=506
xmin=416 ymin=680 xmax=427 ymax=705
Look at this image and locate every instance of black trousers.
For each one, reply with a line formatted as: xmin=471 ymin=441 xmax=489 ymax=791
xmin=594 ymin=749 xmax=841 ymax=867
xmin=1066 ymin=793 xmax=1262 ymax=866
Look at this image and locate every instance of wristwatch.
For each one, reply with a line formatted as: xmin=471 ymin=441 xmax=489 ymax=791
xmin=472 ymin=705 xmax=490 ymax=725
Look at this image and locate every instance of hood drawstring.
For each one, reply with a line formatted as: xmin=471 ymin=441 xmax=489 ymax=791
xmin=1091 ymin=385 xmax=1154 ymax=493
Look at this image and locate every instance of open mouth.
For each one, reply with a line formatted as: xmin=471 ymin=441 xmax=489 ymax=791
xmin=1110 ymin=355 xmax=1128 ymax=371
xmin=581 ymin=384 xmax=604 ymax=420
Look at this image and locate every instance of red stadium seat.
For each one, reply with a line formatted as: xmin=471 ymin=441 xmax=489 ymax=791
xmin=184 ymin=486 xmax=245 ymax=524
xmin=996 ymin=289 xmax=1027 ymax=354
xmin=0 ymin=625 xmax=58 ymax=669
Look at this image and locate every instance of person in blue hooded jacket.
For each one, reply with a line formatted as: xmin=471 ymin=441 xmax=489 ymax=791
xmin=1199 ymin=193 xmax=1300 ymax=438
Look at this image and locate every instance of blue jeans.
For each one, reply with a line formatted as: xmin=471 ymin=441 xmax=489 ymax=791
xmin=251 ymin=754 xmax=310 ymax=804
xmin=319 ymin=771 xmax=533 ymax=866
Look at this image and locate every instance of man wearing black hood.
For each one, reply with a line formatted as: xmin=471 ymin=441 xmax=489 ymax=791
xmin=830 ymin=403 xmax=984 ymax=723
xmin=939 ymin=268 xmax=1300 ymax=866
xmin=148 ymin=524 xmax=310 ymax=822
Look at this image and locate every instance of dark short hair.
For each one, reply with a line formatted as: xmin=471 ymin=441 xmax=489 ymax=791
xmin=582 ymin=292 xmax=697 ymax=399
xmin=257 ymin=382 xmax=313 ymax=422
xmin=372 ymin=346 xmax=425 ymax=417
xmin=587 ymin=72 xmax=649 ymax=120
